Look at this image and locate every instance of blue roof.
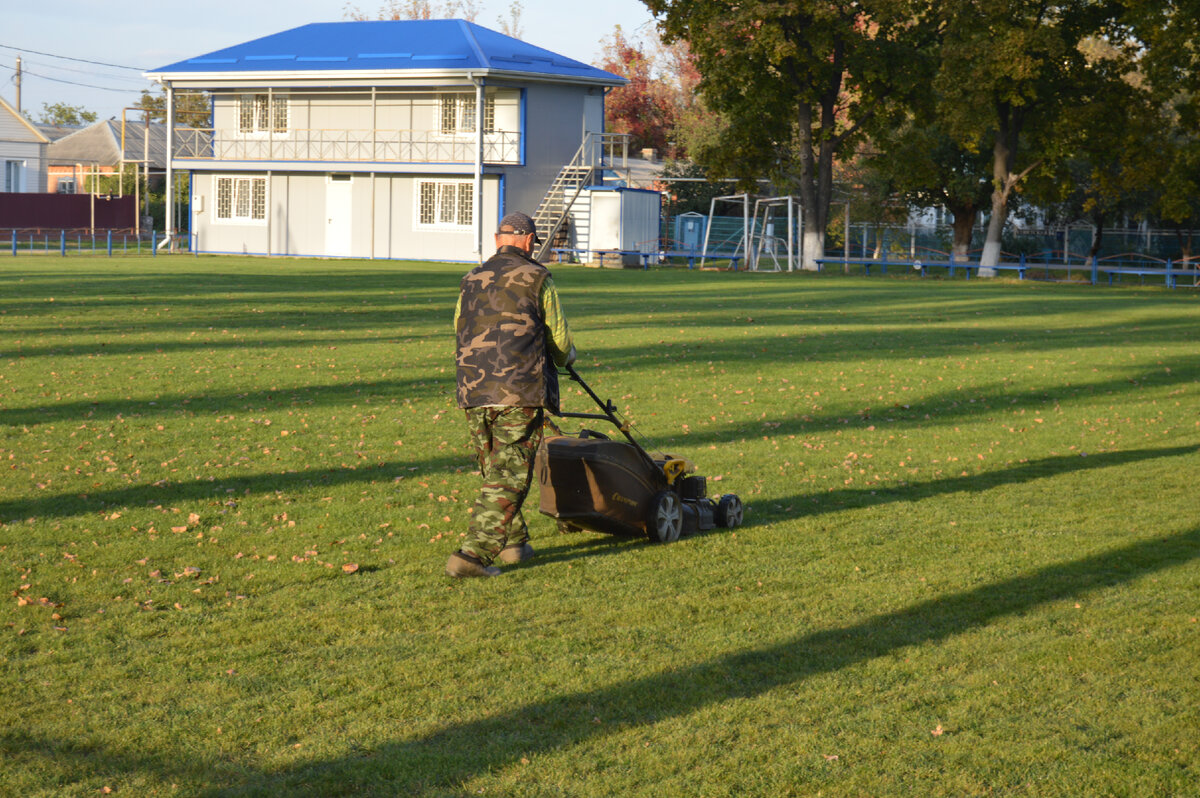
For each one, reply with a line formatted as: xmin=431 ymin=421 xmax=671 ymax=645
xmin=148 ymin=20 xmax=624 ymax=84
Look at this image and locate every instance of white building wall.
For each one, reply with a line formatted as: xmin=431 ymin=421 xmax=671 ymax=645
xmin=192 ymin=169 xmax=499 ymax=260
xmin=0 ymin=112 xmax=48 ymax=193
xmin=501 ymin=83 xmax=603 ymax=217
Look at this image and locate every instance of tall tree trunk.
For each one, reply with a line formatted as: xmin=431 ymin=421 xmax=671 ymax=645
xmin=948 ymin=202 xmax=978 ymax=258
xmin=979 ymin=140 xmax=1011 ymax=274
xmin=1089 ymin=212 xmax=1105 ymax=259
xmin=980 ymin=102 xmax=1022 ymax=275
xmin=794 ymin=37 xmax=842 ymax=272
xmin=796 ymin=103 xmax=823 ymax=271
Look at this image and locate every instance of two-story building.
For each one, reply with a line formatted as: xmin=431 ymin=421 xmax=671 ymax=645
xmin=144 ymin=19 xmax=629 ymax=262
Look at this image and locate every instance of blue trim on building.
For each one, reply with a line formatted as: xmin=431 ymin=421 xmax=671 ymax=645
xmin=497 ymin=172 xmax=506 ymax=223
xmin=519 ymin=88 xmax=528 ymax=166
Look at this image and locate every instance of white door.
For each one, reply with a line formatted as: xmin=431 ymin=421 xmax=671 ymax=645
xmin=325 ymin=174 xmax=353 ymax=257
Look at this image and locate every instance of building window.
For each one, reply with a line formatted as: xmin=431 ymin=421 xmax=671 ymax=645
xmin=4 ymin=161 xmax=22 ymax=192
xmin=238 ymin=93 xmax=288 ymax=134
xmin=215 ymin=175 xmax=268 ymax=223
xmin=56 ymin=178 xmax=77 ymax=194
xmin=417 ymin=180 xmax=473 ymax=229
xmin=439 ymin=94 xmax=495 ymax=135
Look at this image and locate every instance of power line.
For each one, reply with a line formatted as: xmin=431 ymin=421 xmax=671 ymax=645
xmin=19 ymin=56 xmax=149 ymax=85
xmin=7 ymin=66 xmax=148 ymax=93
xmin=0 ymin=42 xmax=144 ymax=71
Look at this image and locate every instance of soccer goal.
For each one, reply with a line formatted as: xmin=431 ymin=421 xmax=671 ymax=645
xmin=700 ymin=193 xmax=756 ymax=270
xmin=750 ymin=196 xmax=802 ymax=272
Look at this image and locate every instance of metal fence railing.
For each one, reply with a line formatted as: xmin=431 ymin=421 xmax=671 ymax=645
xmin=3 ymin=228 xmax=190 ymax=256
xmin=174 ymin=128 xmax=523 ymax=165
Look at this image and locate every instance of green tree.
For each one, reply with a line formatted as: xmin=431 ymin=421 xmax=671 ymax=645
xmin=643 ymin=0 xmax=922 ymax=270
xmin=1117 ymin=0 xmax=1200 ymax=257
xmin=1020 ymin=38 xmax=1160 ymax=258
xmin=37 ymin=102 xmax=97 ymax=126
xmin=931 ymin=1 xmax=1127 ymax=272
xmin=859 ymin=118 xmax=993 ymax=259
xmin=134 ymin=88 xmax=211 ymax=127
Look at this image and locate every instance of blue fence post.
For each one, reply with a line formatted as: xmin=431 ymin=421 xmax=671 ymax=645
xmin=151 ymin=230 xmax=157 ymax=258
xmin=1020 ymin=252 xmax=1027 ymax=279
xmin=1166 ymin=258 xmax=1174 ymax=289
xmin=10 ymin=229 xmax=15 ymax=256
xmin=1090 ymin=255 xmax=1098 ymax=286
xmin=60 ymin=229 xmax=66 ymax=257
xmin=106 ymin=230 xmax=113 ymax=257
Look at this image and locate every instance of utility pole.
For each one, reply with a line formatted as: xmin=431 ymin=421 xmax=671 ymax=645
xmin=15 ymin=55 xmax=22 ymax=113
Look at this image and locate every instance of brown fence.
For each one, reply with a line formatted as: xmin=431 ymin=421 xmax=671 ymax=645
xmin=0 ymin=192 xmax=136 ymax=230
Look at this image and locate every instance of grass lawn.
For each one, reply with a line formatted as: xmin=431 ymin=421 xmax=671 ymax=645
xmin=1 ymin=255 xmax=1197 ymax=797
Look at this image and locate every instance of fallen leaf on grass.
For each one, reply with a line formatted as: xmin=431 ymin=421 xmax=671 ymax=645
xmin=342 ymin=563 xmax=359 ymax=574
xmin=931 ymin=724 xmax=945 ymax=737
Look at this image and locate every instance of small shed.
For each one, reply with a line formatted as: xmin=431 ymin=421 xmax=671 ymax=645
xmin=573 ymin=186 xmax=661 ymax=266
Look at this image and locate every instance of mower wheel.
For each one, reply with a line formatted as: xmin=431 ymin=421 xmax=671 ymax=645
xmin=716 ymin=494 xmax=744 ymax=528
xmin=649 ymin=491 xmax=683 ymax=543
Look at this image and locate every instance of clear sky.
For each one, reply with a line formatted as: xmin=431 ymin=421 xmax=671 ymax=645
xmin=3 ymin=0 xmax=657 ymax=124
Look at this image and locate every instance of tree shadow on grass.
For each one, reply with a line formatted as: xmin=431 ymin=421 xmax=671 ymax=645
xmin=756 ymin=444 xmax=1200 ymax=523
xmin=0 ymin=456 xmax=464 ymax=526
xmin=517 ymin=445 xmax=1199 ymax=571
xmin=197 ymin=525 xmax=1200 ymax=796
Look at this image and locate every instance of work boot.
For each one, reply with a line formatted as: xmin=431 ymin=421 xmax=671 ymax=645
xmin=445 ymin=551 xmax=500 ymax=578
xmin=497 ymin=542 xmax=534 ymax=564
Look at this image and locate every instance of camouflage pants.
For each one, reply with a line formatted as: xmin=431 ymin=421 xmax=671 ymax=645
xmin=460 ymin=406 xmax=544 ymax=564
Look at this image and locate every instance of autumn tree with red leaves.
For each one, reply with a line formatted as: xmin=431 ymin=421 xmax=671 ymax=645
xmin=599 ymin=26 xmax=677 ymax=155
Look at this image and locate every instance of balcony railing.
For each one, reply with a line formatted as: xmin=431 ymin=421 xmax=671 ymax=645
xmin=172 ymin=128 xmax=523 ymax=165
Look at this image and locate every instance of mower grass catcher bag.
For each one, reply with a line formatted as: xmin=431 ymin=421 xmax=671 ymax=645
xmin=536 ymin=367 xmax=743 ymax=543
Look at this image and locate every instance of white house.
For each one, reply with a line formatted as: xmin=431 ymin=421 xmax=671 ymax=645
xmin=144 ymin=20 xmax=630 ymax=261
xmin=0 ymin=96 xmax=49 ymax=194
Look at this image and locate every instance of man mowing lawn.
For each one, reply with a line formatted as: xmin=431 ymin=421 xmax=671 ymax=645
xmin=447 ymin=211 xmax=577 ymax=578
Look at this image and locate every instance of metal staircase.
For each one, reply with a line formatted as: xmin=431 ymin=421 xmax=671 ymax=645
xmin=533 ymin=133 xmax=629 ymax=261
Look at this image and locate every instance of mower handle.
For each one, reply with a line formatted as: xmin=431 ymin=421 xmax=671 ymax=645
xmin=558 ymin=364 xmax=659 ymax=470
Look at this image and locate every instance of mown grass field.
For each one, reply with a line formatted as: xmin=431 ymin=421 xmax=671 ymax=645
xmin=2 ymin=255 xmax=1197 ymax=797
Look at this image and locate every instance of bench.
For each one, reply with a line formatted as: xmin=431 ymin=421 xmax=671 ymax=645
xmin=815 ymin=257 xmax=988 ymax=278
xmin=551 ymin=248 xmax=743 ymax=270
xmin=1098 ymin=267 xmax=1200 ymax=288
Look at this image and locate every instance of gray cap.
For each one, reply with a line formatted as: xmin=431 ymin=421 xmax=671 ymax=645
xmin=497 ymin=211 xmax=540 ymax=243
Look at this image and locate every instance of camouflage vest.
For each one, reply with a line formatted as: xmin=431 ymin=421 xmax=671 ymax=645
xmin=455 ymin=247 xmax=559 ymax=410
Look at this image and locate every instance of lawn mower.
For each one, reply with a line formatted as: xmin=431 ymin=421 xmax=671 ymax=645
xmin=536 ymin=365 xmax=744 ymax=542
